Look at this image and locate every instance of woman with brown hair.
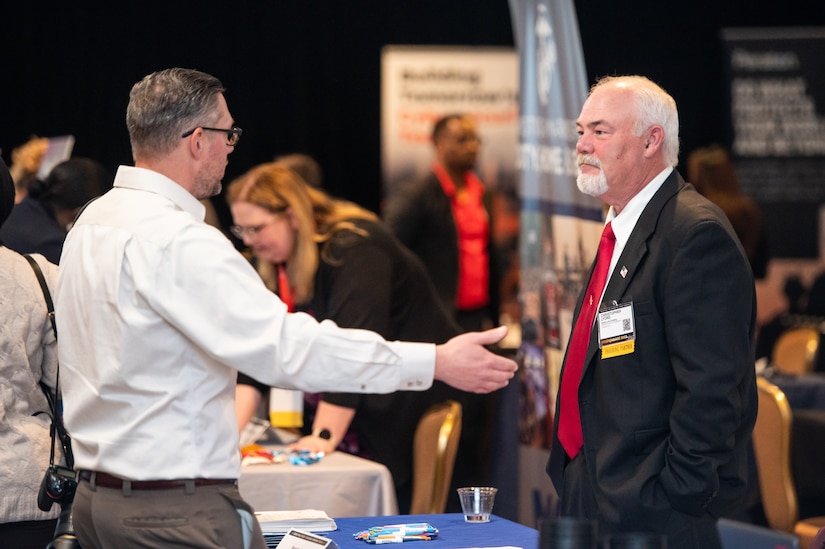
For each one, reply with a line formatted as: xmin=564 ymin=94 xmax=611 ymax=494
xmin=226 ymin=162 xmax=462 ymax=513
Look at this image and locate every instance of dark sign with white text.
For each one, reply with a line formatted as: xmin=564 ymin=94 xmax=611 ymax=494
xmin=722 ymin=27 xmax=825 ymax=258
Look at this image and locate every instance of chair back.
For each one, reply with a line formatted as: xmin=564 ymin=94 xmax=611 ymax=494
xmin=409 ymin=400 xmax=462 ymax=514
xmin=772 ymin=327 xmax=820 ymax=375
xmin=753 ymin=376 xmax=799 ymax=533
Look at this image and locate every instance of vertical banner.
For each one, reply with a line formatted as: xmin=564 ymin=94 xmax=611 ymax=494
xmin=721 ymin=27 xmax=825 ymax=260
xmin=508 ymin=0 xmax=602 ymax=527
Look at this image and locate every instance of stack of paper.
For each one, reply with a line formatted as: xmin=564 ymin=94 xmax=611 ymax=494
xmin=256 ymin=509 xmax=337 ymax=548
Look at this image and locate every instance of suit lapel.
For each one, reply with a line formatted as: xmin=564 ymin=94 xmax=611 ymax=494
xmin=581 ymin=171 xmax=685 ymax=369
xmin=604 ymin=171 xmax=684 ymax=300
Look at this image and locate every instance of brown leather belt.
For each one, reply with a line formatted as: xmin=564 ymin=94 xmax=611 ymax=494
xmin=78 ymin=470 xmax=237 ymax=490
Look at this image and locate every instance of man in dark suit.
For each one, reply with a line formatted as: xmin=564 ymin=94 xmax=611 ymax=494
xmin=383 ymin=113 xmax=499 ymax=506
xmin=383 ymin=114 xmax=498 ymax=333
xmin=547 ymin=75 xmax=757 ymax=549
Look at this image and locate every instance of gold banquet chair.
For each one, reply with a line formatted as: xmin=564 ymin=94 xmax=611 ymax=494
xmin=409 ymin=400 xmax=463 ymax=514
xmin=772 ymin=327 xmax=820 ymax=375
xmin=753 ymin=377 xmax=825 ymax=549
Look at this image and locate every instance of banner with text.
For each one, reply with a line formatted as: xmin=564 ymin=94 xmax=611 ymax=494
xmin=509 ymin=0 xmax=602 ymax=527
xmin=721 ymin=27 xmax=825 ymax=259
xmin=380 ymin=46 xmax=519 ymax=197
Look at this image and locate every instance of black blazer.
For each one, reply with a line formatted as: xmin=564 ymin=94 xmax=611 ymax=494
xmin=383 ymin=171 xmax=499 ymax=323
xmin=547 ymin=171 xmax=757 ymax=539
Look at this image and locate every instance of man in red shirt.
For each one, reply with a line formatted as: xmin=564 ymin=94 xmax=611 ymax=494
xmin=384 ymin=114 xmax=497 ymax=333
xmin=384 ymin=113 xmax=499 ymax=507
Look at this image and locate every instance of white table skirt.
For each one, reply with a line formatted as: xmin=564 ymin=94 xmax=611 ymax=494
xmin=239 ymin=448 xmax=399 ymax=518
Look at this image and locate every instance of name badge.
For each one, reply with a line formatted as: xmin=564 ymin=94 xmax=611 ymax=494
xmin=597 ymin=301 xmax=636 ymax=358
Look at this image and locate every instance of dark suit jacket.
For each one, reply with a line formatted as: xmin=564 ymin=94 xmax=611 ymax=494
xmin=0 ymin=196 xmax=65 ymax=264
xmin=383 ymin=171 xmax=499 ymax=324
xmin=547 ymin=171 xmax=758 ymax=541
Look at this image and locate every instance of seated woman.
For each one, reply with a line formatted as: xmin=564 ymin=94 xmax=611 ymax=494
xmin=226 ymin=162 xmax=463 ymax=513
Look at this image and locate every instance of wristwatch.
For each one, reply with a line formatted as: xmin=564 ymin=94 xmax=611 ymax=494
xmin=315 ymin=428 xmax=332 ymax=441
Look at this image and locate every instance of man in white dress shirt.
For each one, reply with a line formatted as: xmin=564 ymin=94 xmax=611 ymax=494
xmin=54 ymin=67 xmax=517 ymax=549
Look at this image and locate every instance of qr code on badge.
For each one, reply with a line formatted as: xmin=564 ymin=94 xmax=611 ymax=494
xmin=623 ymin=319 xmax=631 ymax=331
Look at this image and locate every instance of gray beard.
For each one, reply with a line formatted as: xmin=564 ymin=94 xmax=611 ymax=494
xmin=576 ymin=170 xmax=608 ymax=197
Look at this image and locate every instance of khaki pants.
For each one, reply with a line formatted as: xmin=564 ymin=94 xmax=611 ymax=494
xmin=73 ymin=477 xmax=266 ymax=549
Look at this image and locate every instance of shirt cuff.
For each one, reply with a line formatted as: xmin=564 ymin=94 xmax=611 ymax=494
xmin=394 ymin=341 xmax=435 ymax=391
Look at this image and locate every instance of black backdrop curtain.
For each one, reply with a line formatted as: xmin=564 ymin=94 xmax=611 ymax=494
xmin=2 ymin=1 xmax=823 ymax=225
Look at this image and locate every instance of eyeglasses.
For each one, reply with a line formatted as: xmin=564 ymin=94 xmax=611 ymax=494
xmin=229 ymin=210 xmax=286 ymax=239
xmin=181 ymin=126 xmax=243 ymax=146
xmin=230 ymin=222 xmax=269 ymax=239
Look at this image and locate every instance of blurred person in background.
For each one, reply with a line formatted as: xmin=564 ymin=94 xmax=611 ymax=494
xmin=227 ymin=162 xmax=464 ymax=513
xmin=0 ymin=157 xmax=65 ymax=548
xmin=384 ymin=113 xmax=498 ymax=331
xmin=7 ymin=136 xmax=49 ymax=203
xmin=687 ymin=144 xmax=768 ymax=279
xmin=0 ymin=157 xmax=112 ymax=263
xmin=274 ymin=152 xmax=324 ymax=188
xmin=383 ymin=113 xmax=500 ymax=500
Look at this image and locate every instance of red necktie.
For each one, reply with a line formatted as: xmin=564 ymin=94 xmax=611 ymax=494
xmin=558 ymin=222 xmax=616 ymax=458
xmin=277 ymin=263 xmax=294 ymax=312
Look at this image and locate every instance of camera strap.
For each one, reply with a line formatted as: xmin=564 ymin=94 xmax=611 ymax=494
xmin=24 ymin=254 xmax=75 ymax=470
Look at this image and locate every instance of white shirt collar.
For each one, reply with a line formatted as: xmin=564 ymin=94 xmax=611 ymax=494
xmin=605 ymin=166 xmax=673 ymax=247
xmin=600 ymin=167 xmax=673 ymax=278
xmin=114 ymin=165 xmax=206 ymax=222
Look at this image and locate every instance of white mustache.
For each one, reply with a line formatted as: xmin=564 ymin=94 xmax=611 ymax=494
xmin=577 ymin=154 xmax=601 ymax=169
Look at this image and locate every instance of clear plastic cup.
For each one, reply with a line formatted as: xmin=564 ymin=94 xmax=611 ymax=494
xmin=456 ymin=486 xmax=497 ymax=523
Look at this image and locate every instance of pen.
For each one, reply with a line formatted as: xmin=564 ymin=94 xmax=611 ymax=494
xmin=367 ymin=535 xmax=432 ymax=544
xmin=354 ymin=523 xmax=439 ymax=543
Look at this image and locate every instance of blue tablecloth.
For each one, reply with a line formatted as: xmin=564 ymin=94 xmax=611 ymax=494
xmin=767 ymin=372 xmax=825 ymax=410
xmin=325 ymin=513 xmax=538 ymax=549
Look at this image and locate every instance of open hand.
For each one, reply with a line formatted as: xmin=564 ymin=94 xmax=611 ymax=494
xmin=434 ymin=326 xmax=518 ymax=393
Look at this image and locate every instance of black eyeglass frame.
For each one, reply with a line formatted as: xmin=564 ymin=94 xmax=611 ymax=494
xmin=181 ymin=126 xmax=243 ymax=146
